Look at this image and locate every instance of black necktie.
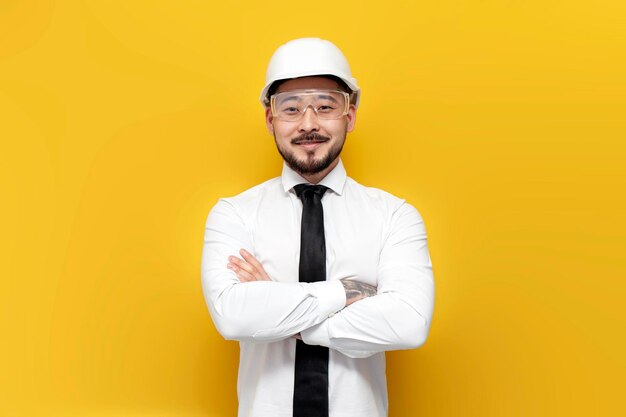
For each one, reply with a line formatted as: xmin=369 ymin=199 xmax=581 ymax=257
xmin=293 ymin=184 xmax=329 ymax=417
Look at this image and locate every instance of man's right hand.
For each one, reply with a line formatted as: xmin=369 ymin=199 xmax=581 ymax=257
xmin=227 ymin=249 xmax=272 ymax=282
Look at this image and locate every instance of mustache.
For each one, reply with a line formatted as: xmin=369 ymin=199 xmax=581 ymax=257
xmin=291 ymin=133 xmax=330 ymax=144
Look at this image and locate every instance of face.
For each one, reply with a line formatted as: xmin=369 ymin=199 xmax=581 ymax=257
xmin=265 ymin=76 xmax=356 ymax=181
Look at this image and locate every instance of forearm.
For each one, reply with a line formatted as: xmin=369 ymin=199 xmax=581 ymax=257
xmin=202 ymin=199 xmax=346 ymax=343
xmin=301 ymin=278 xmax=433 ymax=357
xmin=341 ymin=278 xmax=377 ymax=306
xmin=204 ymin=277 xmax=345 ymax=343
xmin=206 ymin=274 xmax=374 ymax=343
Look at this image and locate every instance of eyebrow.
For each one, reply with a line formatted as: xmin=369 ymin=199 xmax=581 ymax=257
xmin=278 ymin=93 xmax=340 ymax=104
xmin=316 ymin=94 xmax=339 ymax=103
xmin=279 ymin=95 xmax=302 ymax=102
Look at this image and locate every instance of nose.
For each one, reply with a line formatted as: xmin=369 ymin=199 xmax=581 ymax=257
xmin=297 ymin=106 xmax=320 ymax=132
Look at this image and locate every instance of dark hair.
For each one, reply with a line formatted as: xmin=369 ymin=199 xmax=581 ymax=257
xmin=265 ymin=74 xmax=356 ymax=105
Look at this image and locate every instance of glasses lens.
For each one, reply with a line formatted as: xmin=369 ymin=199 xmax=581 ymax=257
xmin=272 ymin=90 xmax=348 ymax=121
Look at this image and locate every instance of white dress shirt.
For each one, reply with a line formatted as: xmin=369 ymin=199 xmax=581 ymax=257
xmin=201 ymin=160 xmax=434 ymax=417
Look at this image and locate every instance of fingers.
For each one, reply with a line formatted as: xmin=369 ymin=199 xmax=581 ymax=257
xmin=228 ymin=255 xmax=256 ymax=275
xmin=227 ymin=249 xmax=271 ymax=282
xmin=227 ymin=261 xmax=256 ymax=282
xmin=227 ymin=257 xmax=256 ymax=282
xmin=239 ymin=249 xmax=271 ymax=281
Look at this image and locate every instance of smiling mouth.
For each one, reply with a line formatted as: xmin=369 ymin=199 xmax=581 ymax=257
xmin=294 ymin=139 xmax=328 ymax=145
xmin=291 ymin=133 xmax=330 ymax=145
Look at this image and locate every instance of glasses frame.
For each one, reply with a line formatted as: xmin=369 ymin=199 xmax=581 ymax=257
xmin=269 ymin=89 xmax=351 ymax=122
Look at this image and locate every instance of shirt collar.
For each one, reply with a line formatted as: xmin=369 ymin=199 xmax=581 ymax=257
xmin=281 ymin=159 xmax=347 ymax=196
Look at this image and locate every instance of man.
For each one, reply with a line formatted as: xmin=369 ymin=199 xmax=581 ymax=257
xmin=201 ymin=38 xmax=434 ymax=417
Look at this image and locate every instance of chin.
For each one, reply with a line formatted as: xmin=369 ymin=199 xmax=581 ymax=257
xmin=277 ymin=137 xmax=344 ymax=177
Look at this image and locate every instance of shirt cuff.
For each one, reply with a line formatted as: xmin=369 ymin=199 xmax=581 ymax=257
xmin=300 ymin=319 xmax=331 ymax=347
xmin=307 ymin=279 xmax=346 ymax=319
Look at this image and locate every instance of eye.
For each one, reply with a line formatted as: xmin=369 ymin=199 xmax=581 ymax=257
xmin=316 ymin=105 xmax=335 ymax=113
xmin=281 ymin=106 xmax=300 ymax=114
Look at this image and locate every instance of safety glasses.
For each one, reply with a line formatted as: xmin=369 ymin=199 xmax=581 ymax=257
xmin=270 ymin=89 xmax=351 ymax=122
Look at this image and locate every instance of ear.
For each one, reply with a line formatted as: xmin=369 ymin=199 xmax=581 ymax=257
xmin=346 ymin=104 xmax=357 ymax=133
xmin=265 ymin=106 xmax=274 ymax=134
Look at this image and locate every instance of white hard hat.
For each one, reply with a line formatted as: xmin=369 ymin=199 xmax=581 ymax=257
xmin=260 ymin=38 xmax=360 ymax=108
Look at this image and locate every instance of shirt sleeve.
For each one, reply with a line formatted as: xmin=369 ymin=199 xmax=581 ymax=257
xmin=300 ymin=202 xmax=435 ymax=358
xmin=201 ymin=199 xmax=346 ymax=343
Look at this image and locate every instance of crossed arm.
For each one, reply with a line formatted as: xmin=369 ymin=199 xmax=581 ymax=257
xmin=201 ymin=199 xmax=434 ymax=358
xmin=227 ymin=248 xmax=377 ymax=307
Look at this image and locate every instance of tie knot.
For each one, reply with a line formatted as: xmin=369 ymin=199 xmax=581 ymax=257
xmin=294 ymin=184 xmax=328 ymax=200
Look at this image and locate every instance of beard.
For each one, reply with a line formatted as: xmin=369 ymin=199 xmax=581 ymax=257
xmin=275 ymin=132 xmax=346 ymax=176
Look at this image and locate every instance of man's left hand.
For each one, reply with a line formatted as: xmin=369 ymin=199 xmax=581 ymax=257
xmin=227 ymin=249 xmax=272 ymax=282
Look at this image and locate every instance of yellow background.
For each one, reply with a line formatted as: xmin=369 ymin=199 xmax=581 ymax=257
xmin=1 ymin=0 xmax=625 ymax=416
